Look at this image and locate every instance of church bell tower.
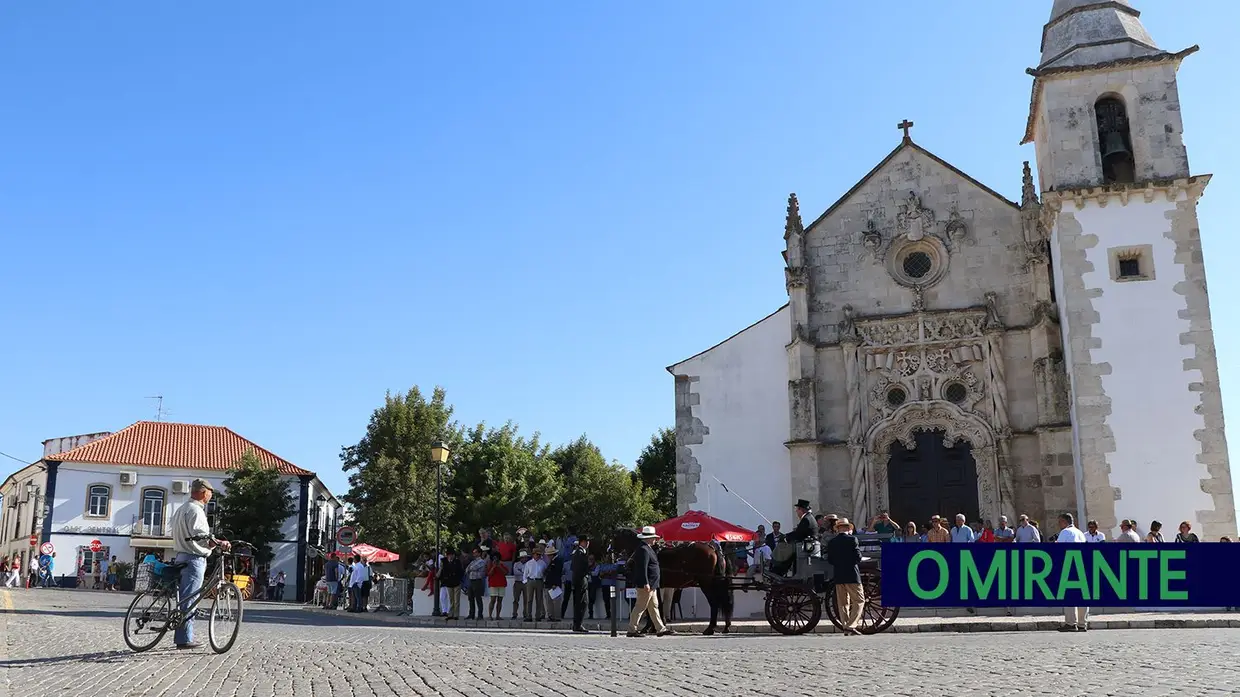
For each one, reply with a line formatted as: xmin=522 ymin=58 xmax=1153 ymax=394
xmin=1024 ymin=0 xmax=1235 ymax=538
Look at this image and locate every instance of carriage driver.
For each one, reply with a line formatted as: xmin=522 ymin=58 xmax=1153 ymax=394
xmin=786 ymin=499 xmax=820 ymax=550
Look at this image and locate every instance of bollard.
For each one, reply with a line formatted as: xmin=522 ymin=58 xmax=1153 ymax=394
xmin=611 ymin=574 xmax=622 ymax=637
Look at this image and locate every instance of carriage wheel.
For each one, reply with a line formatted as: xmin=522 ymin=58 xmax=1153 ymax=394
xmin=857 ymin=574 xmax=899 ymax=635
xmin=765 ymin=585 xmax=821 ymax=635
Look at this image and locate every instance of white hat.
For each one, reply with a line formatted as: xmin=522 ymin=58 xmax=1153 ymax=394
xmin=637 ymin=526 xmax=660 ymax=539
xmin=518 ymin=550 xmax=529 ymax=558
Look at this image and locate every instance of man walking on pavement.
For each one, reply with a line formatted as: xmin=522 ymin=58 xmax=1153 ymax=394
xmin=826 ymin=517 xmax=864 ymax=636
xmin=1056 ymin=513 xmax=1089 ymax=632
xmin=571 ymin=536 xmax=591 ymax=633
xmin=626 ymin=526 xmax=674 ymax=638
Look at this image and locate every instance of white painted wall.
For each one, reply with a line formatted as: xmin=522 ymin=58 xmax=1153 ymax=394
xmin=46 ymin=463 xmax=340 ymax=598
xmin=1059 ymin=196 xmax=1215 ymax=537
xmin=671 ymin=308 xmax=792 ymax=531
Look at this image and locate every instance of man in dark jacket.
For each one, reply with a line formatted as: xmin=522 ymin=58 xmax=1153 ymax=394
xmin=439 ymin=549 xmax=464 ymax=620
xmin=625 ymin=526 xmax=674 ymax=637
xmin=570 ymin=537 xmax=591 ymax=632
xmin=825 ymin=517 xmax=864 ymax=635
xmin=786 ymin=499 xmax=819 ymax=544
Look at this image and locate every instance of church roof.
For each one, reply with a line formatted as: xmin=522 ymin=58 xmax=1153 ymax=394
xmin=1039 ymin=1 xmax=1161 ymax=71
xmin=666 ymin=304 xmax=788 ymax=373
xmin=804 ymin=137 xmax=1018 ymax=234
xmin=46 ymin=420 xmax=314 ymax=476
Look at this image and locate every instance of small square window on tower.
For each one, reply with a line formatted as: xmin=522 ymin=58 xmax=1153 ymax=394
xmin=1108 ymin=245 xmax=1155 ymax=283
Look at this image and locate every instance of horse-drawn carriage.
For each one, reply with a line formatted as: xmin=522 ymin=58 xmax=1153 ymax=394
xmin=754 ymin=532 xmax=900 ymax=635
xmin=612 ymin=524 xmax=900 ymax=636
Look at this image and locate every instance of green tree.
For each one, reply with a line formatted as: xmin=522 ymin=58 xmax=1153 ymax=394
xmin=218 ymin=449 xmax=297 ymax=564
xmin=448 ymin=422 xmax=563 ymax=540
xmin=552 ymin=436 xmax=659 ymax=541
xmin=634 ymin=427 xmax=677 ymax=519
xmin=341 ymin=386 xmax=459 ymax=557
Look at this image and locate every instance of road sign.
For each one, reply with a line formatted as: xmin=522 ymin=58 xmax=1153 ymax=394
xmin=89 ymin=539 xmax=103 ymax=553
xmin=39 ymin=542 xmax=54 ymax=556
xmin=336 ymin=526 xmax=357 ymax=546
xmin=28 ymin=534 xmax=37 ymax=547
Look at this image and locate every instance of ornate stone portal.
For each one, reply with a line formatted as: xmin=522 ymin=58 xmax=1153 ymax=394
xmin=841 ymin=308 xmax=1013 ymax=523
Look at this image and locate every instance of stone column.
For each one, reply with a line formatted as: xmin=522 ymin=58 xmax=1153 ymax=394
xmin=841 ymin=336 xmax=868 ymax=524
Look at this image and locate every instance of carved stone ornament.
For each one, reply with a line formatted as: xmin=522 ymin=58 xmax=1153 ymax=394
xmin=897 ymin=191 xmax=936 ymax=242
xmin=862 ymin=219 xmax=883 ymax=256
xmin=785 ymin=265 xmax=808 ymax=289
xmin=839 ymin=305 xmax=860 ymax=343
xmin=1022 ymin=238 xmax=1049 ymax=270
xmin=856 ymin=311 xmax=986 ymax=349
xmin=982 ymin=292 xmax=1003 ymax=331
xmin=911 ymin=286 xmax=926 ymax=312
xmin=1032 ymin=299 xmax=1059 ymax=326
xmin=945 ymin=207 xmax=968 ymax=247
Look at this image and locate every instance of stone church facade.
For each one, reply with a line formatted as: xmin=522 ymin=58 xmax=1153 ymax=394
xmin=669 ymin=0 xmax=1235 ymax=540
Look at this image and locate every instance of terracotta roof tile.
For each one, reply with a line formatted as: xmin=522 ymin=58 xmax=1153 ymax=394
xmin=45 ymin=421 xmax=313 ymax=477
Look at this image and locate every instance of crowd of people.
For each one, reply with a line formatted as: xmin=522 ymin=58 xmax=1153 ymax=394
xmin=402 ymin=525 xmax=677 ymax=637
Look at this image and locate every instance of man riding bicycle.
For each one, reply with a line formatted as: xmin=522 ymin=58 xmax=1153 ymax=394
xmin=168 ymin=478 xmax=230 ymax=650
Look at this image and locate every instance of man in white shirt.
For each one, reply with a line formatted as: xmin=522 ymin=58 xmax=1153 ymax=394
xmin=521 ymin=549 xmax=548 ymax=621
xmin=348 ymin=556 xmax=371 ymax=612
xmin=750 ymin=539 xmax=772 ymax=579
xmin=168 ymin=478 xmax=230 ymax=650
xmin=1084 ymin=520 xmax=1106 ymax=543
xmin=511 ymin=550 xmax=528 ymax=619
xmin=1116 ymin=519 xmax=1142 ymax=543
xmin=1055 ymin=513 xmax=1088 ymax=632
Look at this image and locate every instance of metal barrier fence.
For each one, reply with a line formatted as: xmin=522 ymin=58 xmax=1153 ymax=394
xmin=368 ymin=577 xmax=409 ymax=612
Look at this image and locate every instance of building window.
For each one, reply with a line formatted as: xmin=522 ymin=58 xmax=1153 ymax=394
xmin=1096 ymin=97 xmax=1135 ymax=184
xmin=86 ymin=485 xmax=111 ymax=518
xmin=944 ymin=383 xmax=968 ymax=404
xmin=1108 ymin=245 xmax=1154 ymax=283
xmin=207 ymin=498 xmax=220 ymax=533
xmin=886 ymin=387 xmax=907 ymax=408
xmin=141 ymin=488 xmax=166 ymax=531
xmin=902 ymin=252 xmax=933 ymax=279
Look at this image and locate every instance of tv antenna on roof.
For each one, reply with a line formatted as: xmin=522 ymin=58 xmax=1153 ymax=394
xmin=146 ymin=395 xmax=168 ymax=421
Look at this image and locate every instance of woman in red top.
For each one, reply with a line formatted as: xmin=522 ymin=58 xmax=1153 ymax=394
xmin=486 ymin=552 xmax=508 ymax=620
xmin=495 ymin=534 xmax=517 ymax=563
xmin=978 ymin=520 xmax=996 ymax=543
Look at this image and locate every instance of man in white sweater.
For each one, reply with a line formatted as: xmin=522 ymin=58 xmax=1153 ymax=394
xmin=1055 ymin=512 xmax=1088 ymax=632
xmin=168 ymin=479 xmax=230 ymax=650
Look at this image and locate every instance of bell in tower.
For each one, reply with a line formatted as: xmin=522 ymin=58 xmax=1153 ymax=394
xmin=1096 ymin=97 xmax=1135 ymax=184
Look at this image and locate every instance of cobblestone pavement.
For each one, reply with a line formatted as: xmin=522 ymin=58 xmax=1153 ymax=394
xmin=3 ymin=589 xmax=1239 ymax=697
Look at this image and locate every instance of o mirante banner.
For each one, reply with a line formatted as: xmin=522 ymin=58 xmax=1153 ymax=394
xmin=880 ymin=543 xmax=1239 ymax=607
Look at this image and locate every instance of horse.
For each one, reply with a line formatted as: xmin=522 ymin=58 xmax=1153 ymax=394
xmin=610 ymin=529 xmax=734 ymax=635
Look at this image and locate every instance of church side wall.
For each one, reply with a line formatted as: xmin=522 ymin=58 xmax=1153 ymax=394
xmin=1050 ymin=189 xmax=1232 ymax=538
xmin=670 ymin=308 xmax=792 ymax=530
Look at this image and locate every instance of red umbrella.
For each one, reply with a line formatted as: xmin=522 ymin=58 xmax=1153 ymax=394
xmin=652 ymin=510 xmax=755 ymax=543
xmin=350 ymin=543 xmax=401 ymax=563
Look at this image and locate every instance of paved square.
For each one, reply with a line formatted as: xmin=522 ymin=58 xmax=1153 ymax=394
xmin=2 ymin=589 xmax=1238 ymax=696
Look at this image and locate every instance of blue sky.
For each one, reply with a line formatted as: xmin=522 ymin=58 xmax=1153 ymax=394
xmin=2 ymin=2 xmax=1238 ymax=499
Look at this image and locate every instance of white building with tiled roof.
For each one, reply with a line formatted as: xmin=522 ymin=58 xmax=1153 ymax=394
xmin=0 ymin=421 xmax=341 ymax=601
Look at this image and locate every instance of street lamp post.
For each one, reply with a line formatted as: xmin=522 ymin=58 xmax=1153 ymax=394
xmin=429 ymin=441 xmax=450 ymax=617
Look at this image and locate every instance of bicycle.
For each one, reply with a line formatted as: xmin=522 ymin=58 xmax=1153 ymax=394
xmin=122 ymin=539 xmax=253 ymax=654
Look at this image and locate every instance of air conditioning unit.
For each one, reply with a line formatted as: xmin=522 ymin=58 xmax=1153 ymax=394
xmin=119 ymin=472 xmax=138 ymax=487
xmin=171 ymin=480 xmax=190 ymax=495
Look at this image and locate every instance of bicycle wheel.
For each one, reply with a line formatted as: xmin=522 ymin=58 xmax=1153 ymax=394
xmin=208 ymin=582 xmax=244 ymax=654
xmin=123 ymin=591 xmax=172 ymax=652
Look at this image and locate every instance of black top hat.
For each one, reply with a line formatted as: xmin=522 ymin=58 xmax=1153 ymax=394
xmin=795 ymin=499 xmax=812 ymax=510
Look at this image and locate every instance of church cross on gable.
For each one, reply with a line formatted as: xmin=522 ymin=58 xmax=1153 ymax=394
xmin=667 ymin=0 xmax=1235 ymax=542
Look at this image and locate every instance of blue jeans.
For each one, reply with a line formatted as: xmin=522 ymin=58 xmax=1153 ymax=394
xmin=174 ymin=553 xmax=207 ymax=645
